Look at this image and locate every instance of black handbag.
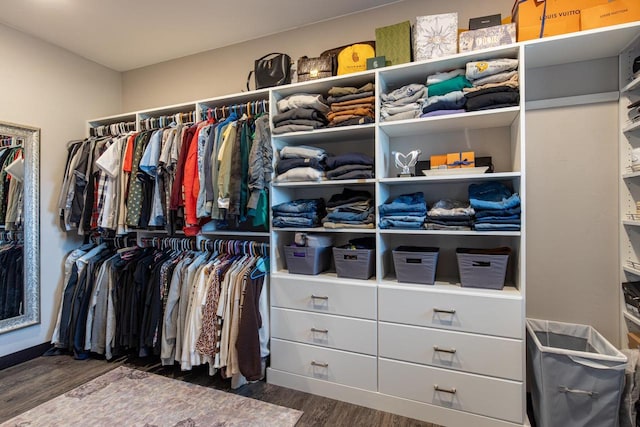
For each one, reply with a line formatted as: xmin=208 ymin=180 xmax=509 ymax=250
xmin=247 ymin=52 xmax=292 ymax=91
xmin=297 ymin=56 xmax=334 ymax=82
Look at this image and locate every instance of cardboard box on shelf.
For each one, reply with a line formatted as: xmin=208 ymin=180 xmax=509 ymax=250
xmin=459 ymin=23 xmax=517 ymax=52
xmin=581 ymin=0 xmax=640 ymax=31
xmin=375 ymin=21 xmax=412 ymax=66
xmin=447 ymin=151 xmax=475 ymax=168
xmin=512 ymin=0 xmax=608 ymax=41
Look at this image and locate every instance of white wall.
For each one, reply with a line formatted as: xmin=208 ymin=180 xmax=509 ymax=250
xmin=0 ymin=23 xmax=122 ymax=357
xmin=122 ymin=0 xmax=514 ymax=110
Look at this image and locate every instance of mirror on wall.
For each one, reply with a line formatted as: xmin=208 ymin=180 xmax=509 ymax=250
xmin=0 ymin=121 xmax=39 ymax=333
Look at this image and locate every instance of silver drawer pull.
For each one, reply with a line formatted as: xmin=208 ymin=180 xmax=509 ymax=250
xmin=311 ymin=360 xmax=329 ymax=368
xmin=433 ymin=308 xmax=456 ymax=314
xmin=311 ymin=295 xmax=329 ymax=300
xmin=433 ymin=345 xmax=456 ymax=354
xmin=434 ymin=385 xmax=457 ymax=394
xmin=311 ymin=327 xmax=329 ymax=333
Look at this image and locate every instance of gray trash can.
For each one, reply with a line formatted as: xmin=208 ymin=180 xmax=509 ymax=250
xmin=526 ymin=318 xmax=627 ymax=427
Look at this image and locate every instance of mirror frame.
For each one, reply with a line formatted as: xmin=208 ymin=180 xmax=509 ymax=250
xmin=0 ymin=121 xmax=40 ymax=333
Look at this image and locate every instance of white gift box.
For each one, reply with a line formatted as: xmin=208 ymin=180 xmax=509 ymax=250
xmin=413 ymin=13 xmax=458 ymax=61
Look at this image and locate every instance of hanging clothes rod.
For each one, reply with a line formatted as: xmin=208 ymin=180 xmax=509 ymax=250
xmin=0 ymin=229 xmax=23 ymax=243
xmin=200 ymin=238 xmax=269 ymax=257
xmin=202 ymin=99 xmax=269 ymax=121
xmin=139 ymin=111 xmax=196 ymax=131
xmin=91 ymin=121 xmax=137 ymax=137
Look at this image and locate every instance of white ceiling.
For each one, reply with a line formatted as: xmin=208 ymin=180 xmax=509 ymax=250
xmin=0 ymin=0 xmax=400 ymax=71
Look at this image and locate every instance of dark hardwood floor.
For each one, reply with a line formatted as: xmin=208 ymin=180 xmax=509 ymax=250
xmin=0 ymin=355 xmax=440 ymax=427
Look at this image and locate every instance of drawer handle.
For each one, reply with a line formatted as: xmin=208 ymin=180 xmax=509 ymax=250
xmin=311 ymin=360 xmax=329 ymax=368
xmin=311 ymin=295 xmax=329 ymax=301
xmin=434 ymin=385 xmax=457 ymax=394
xmin=433 ymin=345 xmax=457 ymax=354
xmin=311 ymin=327 xmax=329 ymax=333
xmin=433 ymin=308 xmax=456 ymax=315
xmin=558 ymin=386 xmax=599 ymax=399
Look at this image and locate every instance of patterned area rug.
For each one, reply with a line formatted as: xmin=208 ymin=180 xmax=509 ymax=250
xmin=1 ymin=366 xmax=302 ymax=426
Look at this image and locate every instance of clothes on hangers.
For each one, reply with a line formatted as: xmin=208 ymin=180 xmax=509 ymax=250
xmin=50 ymin=238 xmax=270 ymax=388
xmin=0 ymin=241 xmax=23 ymax=320
xmin=0 ymin=145 xmax=24 ymax=229
xmin=59 ymin=108 xmax=271 ymax=236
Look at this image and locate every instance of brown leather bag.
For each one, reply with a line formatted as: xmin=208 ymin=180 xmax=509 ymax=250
xmin=297 ymin=56 xmax=334 ymax=82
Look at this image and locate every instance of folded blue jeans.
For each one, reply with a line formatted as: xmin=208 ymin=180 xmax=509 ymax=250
xmin=273 ymin=216 xmax=318 ymax=227
xmin=379 ymin=218 xmax=425 ymax=229
xmin=273 ymin=198 xmax=322 ymax=214
xmin=379 ymin=192 xmax=427 ymax=215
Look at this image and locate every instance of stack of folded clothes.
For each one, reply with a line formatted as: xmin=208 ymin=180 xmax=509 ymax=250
xmin=273 ymin=93 xmax=329 ymax=134
xmin=464 ymin=58 xmax=520 ymax=111
xmin=379 ymin=192 xmax=427 ymax=229
xmin=326 ymin=83 xmax=375 ymax=127
xmin=272 ymin=198 xmax=325 ymax=228
xmin=322 ymin=188 xmax=375 ymax=229
xmin=325 ymin=152 xmax=374 ymax=180
xmin=425 ymin=199 xmax=475 ymax=231
xmin=275 ymin=145 xmax=327 ymax=182
xmin=380 ymin=83 xmax=427 ymax=122
xmin=468 ymin=181 xmax=521 ymax=231
xmin=421 ymin=69 xmax=471 ymax=118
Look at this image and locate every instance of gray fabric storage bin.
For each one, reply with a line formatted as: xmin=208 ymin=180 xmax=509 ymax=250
xmin=333 ymin=247 xmax=374 ymax=280
xmin=456 ymin=247 xmax=510 ymax=289
xmin=392 ymin=246 xmax=439 ymax=285
xmin=284 ymin=245 xmax=331 ymax=275
xmin=526 ymin=319 xmax=627 ymax=427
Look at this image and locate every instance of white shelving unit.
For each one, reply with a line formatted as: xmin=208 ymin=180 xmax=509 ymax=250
xmin=619 ymin=30 xmax=640 ymax=348
xmin=78 ymin=21 xmax=640 ymax=427
xmin=266 ymin=41 xmax=526 ymax=426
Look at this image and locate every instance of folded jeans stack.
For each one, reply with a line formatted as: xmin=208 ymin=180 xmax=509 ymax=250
xmin=468 ymin=181 xmax=521 ymax=231
xmin=325 ymin=152 xmax=374 ymax=180
xmin=421 ymin=69 xmax=471 ymax=118
xmin=322 ymin=188 xmax=374 ymax=229
xmin=275 ymin=145 xmax=327 ymax=182
xmin=326 ymin=83 xmax=375 ymax=127
xmin=380 ymin=83 xmax=427 ymax=122
xmin=425 ymin=199 xmax=475 ymax=230
xmin=379 ymin=192 xmax=427 ymax=229
xmin=273 ymin=94 xmax=330 ymax=134
xmin=464 ymin=58 xmax=520 ymax=111
xmin=272 ymin=198 xmax=325 ymax=228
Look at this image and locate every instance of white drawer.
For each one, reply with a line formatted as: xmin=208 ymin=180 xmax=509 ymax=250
xmin=271 ymin=338 xmax=377 ymax=391
xmin=379 ymin=358 xmax=524 ymax=424
xmin=271 ymin=274 xmax=377 ymax=319
xmin=379 ymin=322 xmax=523 ymax=380
xmin=272 ymin=308 xmax=377 ymax=355
xmin=379 ymin=285 xmax=523 ymax=338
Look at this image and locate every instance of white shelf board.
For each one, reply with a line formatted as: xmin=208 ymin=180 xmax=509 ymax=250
xmin=623 ymin=120 xmax=640 ymax=134
xmin=379 ymin=171 xmax=521 ymax=185
xmin=524 ymin=21 xmax=640 ymax=69
xmin=273 ymin=178 xmax=375 ymax=188
xmin=623 ymin=220 xmax=640 ymax=227
xmin=378 ymin=107 xmax=520 ymax=137
xmin=379 ymin=279 xmax=523 ymax=299
xmin=137 ymin=102 xmax=197 ymax=118
xmin=273 ymin=227 xmax=376 ymax=234
xmin=87 ymin=112 xmax=137 ymax=126
xmin=624 ymin=265 xmax=640 ymax=277
xmin=272 ymin=123 xmax=375 ymax=143
xmin=622 ymin=75 xmax=640 ymax=93
xmin=196 ymin=89 xmax=270 ymax=108
xmin=272 ymin=70 xmax=376 ymax=98
xmin=272 ymin=270 xmax=377 ymax=286
xmin=624 ymin=310 xmax=640 ymax=328
xmin=379 ymin=229 xmax=521 ymax=237
xmin=623 ymin=171 xmax=640 ymax=179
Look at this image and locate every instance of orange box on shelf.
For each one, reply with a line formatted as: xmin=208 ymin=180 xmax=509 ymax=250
xmin=512 ymin=0 xmax=608 ymax=41
xmin=446 ymin=151 xmax=475 ymax=168
xmin=581 ymin=0 xmax=640 ymax=31
xmin=430 ymin=154 xmax=448 ymax=169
